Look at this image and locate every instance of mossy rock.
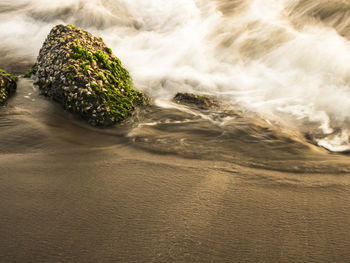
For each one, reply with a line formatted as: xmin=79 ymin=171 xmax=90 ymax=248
xmin=0 ymin=69 xmax=17 ymax=104
xmin=174 ymin=93 xmax=219 ymax=110
xmin=33 ymin=24 xmax=147 ymax=126
xmin=24 ymin=64 xmax=37 ymax=78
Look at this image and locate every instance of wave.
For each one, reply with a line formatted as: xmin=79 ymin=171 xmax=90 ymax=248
xmin=1 ymin=0 xmax=350 ymax=151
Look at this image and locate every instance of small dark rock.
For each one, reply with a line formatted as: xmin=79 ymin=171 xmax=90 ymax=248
xmin=173 ymin=92 xmax=220 ymax=110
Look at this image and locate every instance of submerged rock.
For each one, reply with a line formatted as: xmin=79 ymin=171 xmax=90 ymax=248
xmin=33 ymin=24 xmax=147 ymax=126
xmin=0 ymin=69 xmax=17 ymax=104
xmin=174 ymin=92 xmax=220 ymax=110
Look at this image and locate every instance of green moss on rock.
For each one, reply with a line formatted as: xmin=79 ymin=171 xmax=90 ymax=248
xmin=0 ymin=69 xmax=17 ymax=104
xmin=34 ymin=24 xmax=147 ymax=126
xmin=24 ymin=63 xmax=37 ymax=78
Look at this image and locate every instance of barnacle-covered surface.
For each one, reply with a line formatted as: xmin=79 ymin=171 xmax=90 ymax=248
xmin=34 ymin=24 xmax=147 ymax=126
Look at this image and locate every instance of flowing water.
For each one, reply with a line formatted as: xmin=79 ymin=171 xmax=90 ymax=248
xmin=2 ymin=0 xmax=350 ymax=262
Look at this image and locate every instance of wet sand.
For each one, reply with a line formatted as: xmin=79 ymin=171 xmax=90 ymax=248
xmin=2 ymin=144 xmax=350 ymax=262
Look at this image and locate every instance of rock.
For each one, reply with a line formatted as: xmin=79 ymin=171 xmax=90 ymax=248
xmin=173 ymin=92 xmax=220 ymax=110
xmin=24 ymin=63 xmax=37 ymax=78
xmin=33 ymin=24 xmax=147 ymax=126
xmin=0 ymin=69 xmax=17 ymax=104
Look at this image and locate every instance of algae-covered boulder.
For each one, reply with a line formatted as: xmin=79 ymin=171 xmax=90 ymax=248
xmin=0 ymin=69 xmax=17 ymax=104
xmin=174 ymin=93 xmax=219 ymax=110
xmin=34 ymin=24 xmax=147 ymax=126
